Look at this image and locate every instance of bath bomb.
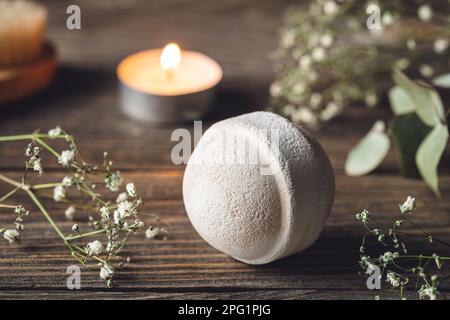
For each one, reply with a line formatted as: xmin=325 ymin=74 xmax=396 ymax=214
xmin=183 ymin=111 xmax=335 ymax=264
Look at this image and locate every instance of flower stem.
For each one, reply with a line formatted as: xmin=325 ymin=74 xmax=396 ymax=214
xmin=35 ymin=137 xmax=60 ymax=158
xmin=0 ymin=204 xmax=16 ymax=209
xmin=32 ymin=183 xmax=62 ymax=190
xmin=70 ymin=243 xmax=107 ymax=265
xmin=25 ymin=188 xmax=66 ymax=241
xmin=0 ymin=173 xmax=25 ymax=189
xmin=80 ymin=186 xmax=106 ymax=205
xmin=0 ymin=186 xmax=21 ymax=202
xmin=0 ymin=133 xmax=66 ymax=143
xmin=65 ymin=229 xmax=106 ymax=241
xmin=0 ymin=134 xmax=40 ymax=142
xmin=396 ymin=255 xmax=450 ymax=261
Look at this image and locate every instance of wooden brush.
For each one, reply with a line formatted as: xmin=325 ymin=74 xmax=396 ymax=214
xmin=0 ymin=0 xmax=56 ymax=105
xmin=0 ymin=0 xmax=47 ymax=66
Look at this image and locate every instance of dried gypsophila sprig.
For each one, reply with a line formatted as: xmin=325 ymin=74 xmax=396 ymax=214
xmin=269 ymin=0 xmax=450 ymax=128
xmin=0 ymin=127 xmax=168 ymax=287
xmin=357 ymin=196 xmax=450 ymax=300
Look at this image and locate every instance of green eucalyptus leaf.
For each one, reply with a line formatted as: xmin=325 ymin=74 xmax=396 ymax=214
xmin=415 ymin=124 xmax=449 ymax=196
xmin=388 ymin=86 xmax=415 ymax=115
xmin=393 ymin=70 xmax=445 ymax=127
xmin=433 ymin=73 xmax=450 ymax=88
xmin=345 ymin=120 xmax=390 ymax=176
xmin=391 ymin=114 xmax=432 ymax=179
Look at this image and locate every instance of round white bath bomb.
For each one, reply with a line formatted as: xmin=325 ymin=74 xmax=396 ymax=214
xmin=183 ymin=111 xmax=335 ymax=264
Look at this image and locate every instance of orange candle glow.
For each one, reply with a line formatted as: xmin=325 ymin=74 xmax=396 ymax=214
xmin=117 ymin=43 xmax=223 ymax=122
xmin=118 ymin=43 xmax=222 ymax=96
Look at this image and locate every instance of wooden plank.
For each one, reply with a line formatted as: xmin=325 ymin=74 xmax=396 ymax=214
xmin=0 ymin=289 xmax=448 ymax=300
xmin=0 ymin=0 xmax=449 ymax=299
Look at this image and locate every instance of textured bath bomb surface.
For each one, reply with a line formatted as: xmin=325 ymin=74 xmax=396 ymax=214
xmin=183 ymin=111 xmax=335 ymax=264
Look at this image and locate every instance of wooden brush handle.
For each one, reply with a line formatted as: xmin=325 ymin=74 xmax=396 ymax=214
xmin=0 ymin=43 xmax=56 ymax=106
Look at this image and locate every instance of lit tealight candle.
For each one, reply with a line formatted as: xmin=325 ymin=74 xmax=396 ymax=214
xmin=118 ymin=43 xmax=223 ymax=122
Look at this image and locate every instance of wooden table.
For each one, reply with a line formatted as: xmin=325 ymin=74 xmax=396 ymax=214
xmin=0 ymin=0 xmax=449 ymax=300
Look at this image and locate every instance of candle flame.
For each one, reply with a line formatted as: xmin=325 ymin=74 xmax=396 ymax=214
xmin=160 ymin=43 xmax=181 ymax=71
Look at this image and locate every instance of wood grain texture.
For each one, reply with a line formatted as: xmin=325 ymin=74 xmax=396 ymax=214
xmin=0 ymin=0 xmax=449 ymax=300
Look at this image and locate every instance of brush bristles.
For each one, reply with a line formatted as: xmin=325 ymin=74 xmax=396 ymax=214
xmin=0 ymin=0 xmax=47 ymax=67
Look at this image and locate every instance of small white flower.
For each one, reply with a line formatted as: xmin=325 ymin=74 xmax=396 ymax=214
xmin=323 ymin=0 xmax=338 ymax=15
xmin=116 ymin=200 xmax=134 ymax=219
xmin=356 ymin=210 xmax=370 ymax=223
xmin=3 ymin=229 xmax=20 ymax=243
xmin=113 ymin=210 xmax=121 ymax=225
xmin=320 ymin=102 xmax=341 ymax=121
xmin=381 ymin=11 xmax=394 ymax=26
xmin=365 ymin=92 xmax=378 ymax=107
xmin=145 ymin=226 xmax=161 ymax=239
xmin=282 ymin=104 xmax=295 ymax=116
xmin=62 ymin=176 xmax=73 ymax=187
xmin=72 ymin=224 xmax=79 ymax=232
xmin=312 ymin=47 xmax=326 ymax=62
xmin=299 ymin=55 xmax=312 ymax=70
xmin=105 ymin=171 xmax=122 ymax=192
xmin=281 ymin=30 xmax=296 ymax=48
xmin=126 ymin=183 xmax=137 ymax=197
xmin=406 ymin=39 xmax=416 ymax=50
xmin=434 ymin=39 xmax=449 ymax=54
xmin=292 ymin=108 xmax=316 ymax=125
xmin=320 ymin=34 xmax=333 ymax=47
xmin=58 ymin=149 xmax=75 ymax=167
xmin=418 ymin=4 xmax=433 ymax=22
xmin=99 ymin=206 xmax=110 ymax=220
xmin=100 ymin=264 xmax=114 ymax=280
xmin=292 ymin=83 xmax=305 ymax=95
xmin=419 ymin=64 xmax=434 ymax=78
xmin=14 ymin=205 xmax=29 ymax=215
xmin=310 ymin=93 xmax=322 ymax=109
xmin=269 ymin=83 xmax=282 ymax=97
xmin=380 ymin=252 xmax=399 ymax=266
xmin=433 ymin=254 xmax=442 ymax=269
xmin=65 ymin=206 xmax=76 ymax=221
xmin=86 ymin=240 xmax=103 ymax=256
xmin=53 ymin=185 xmax=66 ymax=202
xmin=400 ymin=196 xmax=416 ymax=214
xmin=32 ymin=157 xmax=43 ymax=175
xmin=386 ymin=272 xmax=402 ymax=288
xmin=419 ymin=284 xmax=438 ymax=300
xmin=115 ymin=192 xmax=128 ymax=203
xmin=133 ymin=219 xmax=145 ymax=229
xmin=48 ymin=126 xmax=62 ymax=139
xmin=25 ymin=143 xmax=34 ymax=157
